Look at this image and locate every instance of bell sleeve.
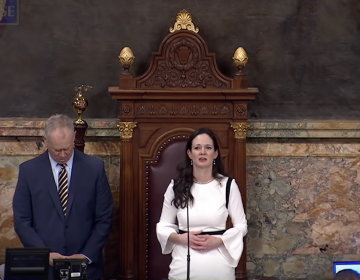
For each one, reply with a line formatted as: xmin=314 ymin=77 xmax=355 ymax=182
xmin=218 ymin=179 xmax=248 ymax=267
xmin=156 ymin=180 xmax=179 ymax=254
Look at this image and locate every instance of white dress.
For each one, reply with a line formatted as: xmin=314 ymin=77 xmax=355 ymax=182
xmin=156 ymin=176 xmax=248 ymax=280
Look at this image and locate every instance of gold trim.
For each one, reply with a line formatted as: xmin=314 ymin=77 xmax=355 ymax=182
xmin=117 ymin=122 xmax=137 ymax=139
xmin=231 ymin=122 xmax=249 ymax=139
xmin=169 ymin=9 xmax=199 ymax=33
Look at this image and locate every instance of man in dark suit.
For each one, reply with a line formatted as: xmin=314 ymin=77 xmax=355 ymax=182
xmin=13 ymin=114 xmax=113 ymax=280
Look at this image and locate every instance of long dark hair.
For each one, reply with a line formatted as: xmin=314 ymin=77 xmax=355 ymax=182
xmin=172 ymin=127 xmax=226 ymax=209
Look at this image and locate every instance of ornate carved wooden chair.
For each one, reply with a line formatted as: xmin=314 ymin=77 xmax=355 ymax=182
xmin=109 ymin=10 xmax=258 ymax=280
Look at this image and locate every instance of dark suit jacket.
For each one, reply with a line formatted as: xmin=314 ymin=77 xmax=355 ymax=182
xmin=13 ymin=149 xmax=114 ymax=280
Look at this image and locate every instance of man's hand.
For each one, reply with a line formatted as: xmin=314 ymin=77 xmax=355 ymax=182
xmin=66 ymin=254 xmax=87 ymax=260
xmin=49 ymin=252 xmax=66 ymax=266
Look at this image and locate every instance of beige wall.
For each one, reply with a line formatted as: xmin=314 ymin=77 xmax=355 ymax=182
xmin=1 ymin=118 xmax=360 ymax=280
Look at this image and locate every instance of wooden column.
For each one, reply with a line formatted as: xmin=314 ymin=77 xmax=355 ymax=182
xmin=231 ymin=122 xmax=250 ymax=280
xmin=73 ymin=122 xmax=88 ymax=152
xmin=117 ymin=121 xmax=137 ymax=280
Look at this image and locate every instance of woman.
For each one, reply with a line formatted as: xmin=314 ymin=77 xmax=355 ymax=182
xmin=156 ymin=127 xmax=248 ymax=280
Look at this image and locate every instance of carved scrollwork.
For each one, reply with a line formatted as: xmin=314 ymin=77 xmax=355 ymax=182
xmin=135 ymin=103 xmax=232 ymax=118
xmin=143 ymin=37 xmax=224 ymax=89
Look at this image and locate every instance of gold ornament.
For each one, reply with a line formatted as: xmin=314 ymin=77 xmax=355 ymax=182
xmin=117 ymin=122 xmax=137 ymax=139
xmin=231 ymin=122 xmax=249 ymax=139
xmin=73 ymin=85 xmax=91 ymax=124
xmin=170 ymin=9 xmax=199 ymax=33
xmin=118 ymin=47 xmax=135 ymax=71
xmin=232 ymin=47 xmax=248 ymax=75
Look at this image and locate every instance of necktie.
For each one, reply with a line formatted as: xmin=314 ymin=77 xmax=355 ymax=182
xmin=58 ymin=164 xmax=68 ymax=216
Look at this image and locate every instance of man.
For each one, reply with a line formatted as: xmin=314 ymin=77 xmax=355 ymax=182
xmin=13 ymin=114 xmax=113 ymax=280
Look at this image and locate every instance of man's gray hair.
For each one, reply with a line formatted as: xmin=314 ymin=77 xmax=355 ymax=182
xmin=45 ymin=114 xmax=75 ymax=138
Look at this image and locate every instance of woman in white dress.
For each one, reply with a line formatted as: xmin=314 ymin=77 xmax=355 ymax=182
xmin=156 ymin=127 xmax=248 ymax=280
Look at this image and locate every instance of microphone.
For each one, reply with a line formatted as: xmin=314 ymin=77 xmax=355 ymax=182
xmin=186 ymin=187 xmax=190 ymax=280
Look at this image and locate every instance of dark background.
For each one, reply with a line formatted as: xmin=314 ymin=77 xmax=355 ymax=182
xmin=0 ymin=0 xmax=359 ymax=119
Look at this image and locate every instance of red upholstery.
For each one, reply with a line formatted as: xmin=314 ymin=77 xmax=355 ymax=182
xmin=147 ymin=138 xmax=187 ymax=280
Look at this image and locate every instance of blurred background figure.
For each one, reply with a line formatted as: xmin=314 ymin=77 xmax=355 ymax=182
xmin=0 ymin=263 xmax=4 ymax=279
xmin=334 ymin=269 xmax=360 ymax=280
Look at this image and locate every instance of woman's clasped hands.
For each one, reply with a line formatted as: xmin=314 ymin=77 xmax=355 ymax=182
xmin=179 ymin=230 xmax=224 ymax=252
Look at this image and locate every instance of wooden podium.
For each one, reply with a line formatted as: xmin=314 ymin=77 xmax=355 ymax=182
xmin=109 ymin=10 xmax=258 ymax=280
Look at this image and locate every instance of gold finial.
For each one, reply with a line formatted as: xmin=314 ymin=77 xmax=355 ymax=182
xmin=0 ymin=0 xmax=6 ymax=21
xmin=117 ymin=122 xmax=137 ymax=139
xmin=73 ymin=85 xmax=92 ymax=124
xmin=232 ymin=47 xmax=248 ymax=75
xmin=231 ymin=122 xmax=250 ymax=139
xmin=169 ymin=9 xmax=199 ymax=33
xmin=118 ymin=47 xmax=135 ymax=72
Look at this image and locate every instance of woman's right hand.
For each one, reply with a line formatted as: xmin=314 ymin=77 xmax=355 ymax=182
xmin=177 ymin=230 xmax=204 ymax=248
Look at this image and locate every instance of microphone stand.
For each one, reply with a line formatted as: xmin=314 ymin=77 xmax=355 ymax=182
xmin=186 ymin=187 xmax=190 ymax=280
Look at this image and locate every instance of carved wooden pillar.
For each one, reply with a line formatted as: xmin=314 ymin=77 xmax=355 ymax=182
xmin=117 ymin=121 xmax=137 ymax=280
xmin=231 ymin=122 xmax=250 ymax=280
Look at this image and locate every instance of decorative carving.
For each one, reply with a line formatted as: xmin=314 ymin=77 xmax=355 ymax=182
xmin=143 ymin=37 xmax=224 ymax=89
xmin=231 ymin=122 xmax=249 ymax=139
xmin=169 ymin=9 xmax=199 ymax=34
xmin=235 ymin=105 xmax=246 ymax=116
xmin=122 ymin=104 xmax=132 ymax=115
xmin=117 ymin=122 xmax=137 ymax=139
xmin=169 ymin=39 xmax=198 ymax=71
xmin=130 ymin=103 xmax=232 ymax=118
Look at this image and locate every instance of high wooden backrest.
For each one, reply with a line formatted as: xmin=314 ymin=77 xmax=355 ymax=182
xmin=147 ymin=138 xmax=187 ymax=278
xmin=109 ymin=10 xmax=258 ymax=280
